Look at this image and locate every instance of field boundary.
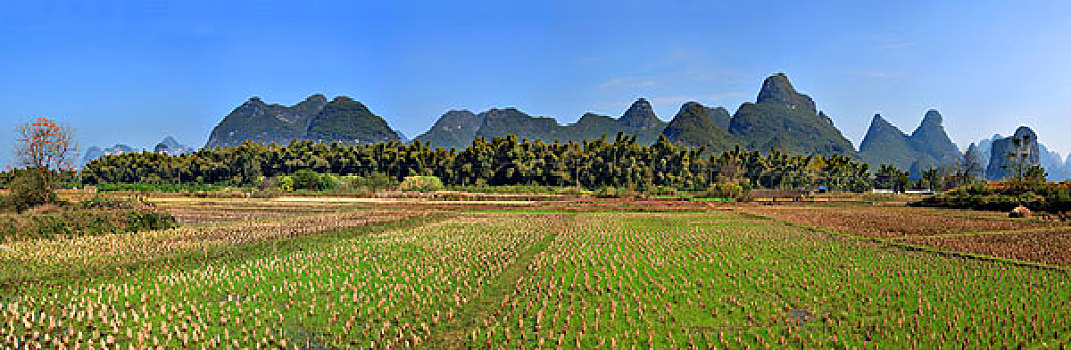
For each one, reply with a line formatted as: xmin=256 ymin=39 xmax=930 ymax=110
xmin=463 ymin=208 xmax=713 ymax=214
xmin=426 ymin=218 xmax=562 ymax=348
xmin=743 ymin=210 xmax=1069 ymax=273
xmin=895 ymin=226 xmax=1069 ymax=241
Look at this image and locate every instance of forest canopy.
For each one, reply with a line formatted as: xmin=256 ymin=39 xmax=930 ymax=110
xmin=79 ymin=133 xmax=874 ymax=192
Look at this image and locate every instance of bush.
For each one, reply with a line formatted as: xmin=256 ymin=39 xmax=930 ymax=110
xmin=291 ymin=170 xmax=323 ymax=190
xmin=277 ymin=176 xmax=295 ymax=192
xmin=346 ymin=172 xmax=396 ymax=193
xmin=319 ymin=174 xmax=341 ymax=191
xmin=0 ymin=208 xmax=178 ymax=242
xmin=7 ymin=170 xmax=57 ymax=213
xmin=912 ymin=182 xmax=1071 ymax=213
xmin=399 ymin=176 xmax=444 ymax=192
xmin=700 ymin=182 xmax=748 ymax=202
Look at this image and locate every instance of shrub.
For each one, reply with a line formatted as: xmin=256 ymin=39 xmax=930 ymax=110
xmin=318 ymin=174 xmax=341 ymax=191
xmin=7 ymin=170 xmax=57 ymax=213
xmin=291 ymin=170 xmax=323 ymax=191
xmin=912 ymin=182 xmax=1071 ymax=213
xmin=399 ymin=176 xmax=444 ymax=192
xmin=277 ymin=176 xmax=295 ymax=192
xmin=700 ymin=182 xmax=749 ymax=202
xmin=0 ymin=208 xmax=178 ymax=242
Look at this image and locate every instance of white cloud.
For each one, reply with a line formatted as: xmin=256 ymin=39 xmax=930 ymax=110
xmin=874 ymin=34 xmax=914 ymax=51
xmin=598 ymin=76 xmax=657 ymax=89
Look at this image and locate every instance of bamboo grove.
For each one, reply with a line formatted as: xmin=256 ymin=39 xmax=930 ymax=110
xmin=80 ymin=133 xmax=873 ymax=191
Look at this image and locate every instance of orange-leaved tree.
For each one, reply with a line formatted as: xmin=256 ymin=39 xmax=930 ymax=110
xmin=14 ymin=117 xmax=79 ymax=196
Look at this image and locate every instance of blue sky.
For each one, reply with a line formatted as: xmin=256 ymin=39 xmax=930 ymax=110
xmin=3 ymin=1 xmax=1071 ymax=166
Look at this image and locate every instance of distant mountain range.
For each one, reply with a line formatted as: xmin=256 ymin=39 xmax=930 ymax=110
xmin=858 ymin=110 xmax=960 ymax=179
xmin=185 ymin=73 xmax=1070 ymax=181
xmin=82 ymin=144 xmax=138 ymax=166
xmin=81 ymin=136 xmax=196 ymax=167
xmin=415 ymin=98 xmax=667 ymax=150
xmin=154 ymin=136 xmax=196 ymax=155
xmin=415 ymin=73 xmax=859 ymax=157
xmin=204 ymin=94 xmax=402 ymax=148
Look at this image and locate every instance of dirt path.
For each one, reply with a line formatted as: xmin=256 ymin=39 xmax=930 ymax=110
xmin=424 ymin=216 xmax=565 ymax=349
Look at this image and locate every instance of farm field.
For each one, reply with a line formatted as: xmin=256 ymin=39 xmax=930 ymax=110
xmin=2 ymin=198 xmax=1070 ymax=348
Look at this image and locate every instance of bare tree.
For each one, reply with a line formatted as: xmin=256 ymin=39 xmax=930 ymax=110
xmin=14 ymin=117 xmax=79 ymax=192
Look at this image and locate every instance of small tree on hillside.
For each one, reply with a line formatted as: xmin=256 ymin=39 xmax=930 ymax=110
xmin=1002 ymin=135 xmax=1035 ymax=183
xmin=14 ymin=117 xmax=79 ymax=199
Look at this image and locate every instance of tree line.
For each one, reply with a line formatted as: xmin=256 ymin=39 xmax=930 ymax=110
xmin=78 ymin=133 xmax=878 ymax=191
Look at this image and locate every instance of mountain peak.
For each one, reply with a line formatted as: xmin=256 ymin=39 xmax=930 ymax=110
xmin=1013 ymin=126 xmax=1037 ymax=139
xmin=619 ymin=97 xmax=660 ymax=128
xmin=870 ymin=113 xmax=891 ymax=125
xmin=241 ymin=96 xmax=266 ymax=108
xmin=907 ymin=109 xmax=959 ymax=164
xmin=414 ymin=109 xmax=484 ymax=150
xmin=756 ymin=73 xmax=817 ymax=113
xmin=661 ymin=101 xmax=737 ymax=153
xmin=864 ymin=114 xmax=902 ymax=135
xmin=159 ymin=136 xmax=182 ymax=149
xmin=859 ymin=113 xmax=916 ymax=169
xmin=921 ymin=109 xmax=943 ymax=125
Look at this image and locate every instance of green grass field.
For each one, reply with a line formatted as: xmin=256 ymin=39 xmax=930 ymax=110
xmin=2 ymin=207 xmax=1069 ymax=348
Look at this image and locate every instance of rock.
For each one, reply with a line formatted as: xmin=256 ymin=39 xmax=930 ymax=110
xmin=1009 ymin=205 xmax=1032 ymax=219
xmin=986 ymin=126 xmax=1040 ymax=181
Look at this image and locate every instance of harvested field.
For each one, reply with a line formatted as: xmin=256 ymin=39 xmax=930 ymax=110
xmin=151 ymin=197 xmax=372 ymax=224
xmin=904 ymin=228 xmax=1071 ymax=266
xmin=743 ymin=205 xmax=1062 ymax=239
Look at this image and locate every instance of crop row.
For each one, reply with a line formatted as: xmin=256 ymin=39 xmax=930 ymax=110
xmin=0 ymin=210 xmax=429 ymax=278
xmin=3 ymin=211 xmax=1069 ymax=348
xmin=464 ymin=213 xmax=1070 ymax=348
xmin=1 ymin=213 xmax=553 ymax=348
